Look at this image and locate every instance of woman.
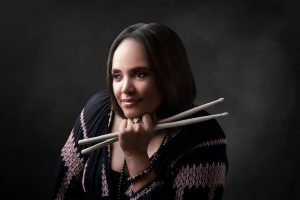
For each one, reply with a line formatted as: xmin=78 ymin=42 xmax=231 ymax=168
xmin=53 ymin=23 xmax=228 ymax=200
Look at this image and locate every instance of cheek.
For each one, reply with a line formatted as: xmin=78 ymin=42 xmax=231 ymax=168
xmin=112 ymin=83 xmax=120 ymax=98
xmin=138 ymin=82 xmax=153 ymax=96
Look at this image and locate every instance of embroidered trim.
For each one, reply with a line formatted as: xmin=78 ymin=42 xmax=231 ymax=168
xmin=55 ymin=130 xmax=84 ymax=200
xmin=170 ymin=138 xmax=226 ymax=170
xmin=80 ymin=108 xmax=88 ymax=139
xmin=108 ymin=107 xmax=113 ymax=128
xmin=173 ymin=162 xmax=226 ymax=200
xmin=101 ymin=163 xmax=109 ymax=197
xmin=81 ymin=157 xmax=89 ymax=192
xmin=126 ymin=180 xmax=164 ymax=200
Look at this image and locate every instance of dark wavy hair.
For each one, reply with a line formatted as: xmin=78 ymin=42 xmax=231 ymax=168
xmin=107 ymin=23 xmax=196 ymax=119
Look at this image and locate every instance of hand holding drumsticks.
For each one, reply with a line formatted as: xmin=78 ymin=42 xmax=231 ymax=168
xmin=78 ymin=98 xmax=228 ymax=155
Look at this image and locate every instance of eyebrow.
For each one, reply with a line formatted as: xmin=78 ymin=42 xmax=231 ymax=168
xmin=111 ymin=66 xmax=151 ymax=73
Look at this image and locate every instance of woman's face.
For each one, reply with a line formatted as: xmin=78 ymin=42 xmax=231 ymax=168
xmin=112 ymin=38 xmax=162 ymax=119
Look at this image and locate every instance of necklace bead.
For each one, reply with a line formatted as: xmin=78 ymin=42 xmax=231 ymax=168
xmin=116 ymin=133 xmax=170 ymax=199
xmin=117 ymin=159 xmax=126 ymax=200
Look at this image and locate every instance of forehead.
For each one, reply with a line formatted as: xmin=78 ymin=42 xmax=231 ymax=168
xmin=112 ymin=38 xmax=149 ymax=70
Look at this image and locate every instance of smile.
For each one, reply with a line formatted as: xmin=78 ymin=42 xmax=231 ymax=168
xmin=121 ymin=98 xmax=141 ymax=107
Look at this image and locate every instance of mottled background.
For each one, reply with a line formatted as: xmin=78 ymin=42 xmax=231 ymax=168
xmin=1 ymin=0 xmax=299 ymax=199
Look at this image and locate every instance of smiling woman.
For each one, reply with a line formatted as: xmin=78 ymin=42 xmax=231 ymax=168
xmin=53 ymin=23 xmax=228 ymax=200
xmin=111 ymin=38 xmax=162 ymax=119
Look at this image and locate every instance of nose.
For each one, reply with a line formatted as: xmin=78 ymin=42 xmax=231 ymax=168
xmin=121 ymin=77 xmax=135 ymax=94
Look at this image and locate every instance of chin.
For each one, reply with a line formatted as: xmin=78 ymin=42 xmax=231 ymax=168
xmin=123 ymin=112 xmax=141 ymax=119
xmin=122 ymin=109 xmax=144 ymax=119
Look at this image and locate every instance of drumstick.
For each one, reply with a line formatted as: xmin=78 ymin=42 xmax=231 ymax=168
xmin=80 ymin=112 xmax=228 ymax=155
xmin=158 ymin=98 xmax=224 ymax=123
xmin=81 ymin=138 xmax=118 ymax=155
xmin=78 ymin=98 xmax=224 ymax=145
xmin=78 ymin=132 xmax=119 ymax=145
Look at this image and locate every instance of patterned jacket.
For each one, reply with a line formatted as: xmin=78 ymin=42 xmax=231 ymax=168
xmin=53 ymin=90 xmax=228 ymax=200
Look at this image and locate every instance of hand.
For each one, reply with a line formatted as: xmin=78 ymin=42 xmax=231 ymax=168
xmin=118 ymin=114 xmax=154 ymax=159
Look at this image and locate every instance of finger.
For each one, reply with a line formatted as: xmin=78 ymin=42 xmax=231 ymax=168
xmin=130 ymin=118 xmax=141 ymax=133
xmin=126 ymin=118 xmax=140 ymax=134
xmin=119 ymin=119 xmax=127 ymax=132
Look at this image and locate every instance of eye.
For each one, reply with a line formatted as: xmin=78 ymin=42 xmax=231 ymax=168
xmin=135 ymin=71 xmax=148 ymax=79
xmin=112 ymin=73 xmax=122 ymax=81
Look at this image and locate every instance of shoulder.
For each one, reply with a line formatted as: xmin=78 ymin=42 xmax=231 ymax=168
xmin=165 ymin=109 xmax=227 ymax=167
xmin=189 ymin=110 xmax=226 ymax=141
xmin=84 ymin=90 xmax=111 ymax=110
xmin=173 ymin=109 xmax=226 ymax=147
xmin=79 ymin=90 xmax=111 ymax=130
xmin=83 ymin=90 xmax=111 ymax=115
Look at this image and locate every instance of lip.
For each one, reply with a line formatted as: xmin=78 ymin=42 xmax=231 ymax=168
xmin=121 ymin=98 xmax=141 ymax=107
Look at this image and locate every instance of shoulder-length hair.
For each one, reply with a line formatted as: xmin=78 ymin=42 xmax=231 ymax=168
xmin=107 ymin=23 xmax=196 ymax=119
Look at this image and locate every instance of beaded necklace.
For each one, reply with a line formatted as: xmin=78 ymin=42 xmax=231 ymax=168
xmin=117 ymin=158 xmax=126 ymax=200
xmin=116 ymin=134 xmax=169 ymax=200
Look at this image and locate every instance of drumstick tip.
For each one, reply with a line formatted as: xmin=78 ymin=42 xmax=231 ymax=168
xmin=78 ymin=140 xmax=84 ymax=145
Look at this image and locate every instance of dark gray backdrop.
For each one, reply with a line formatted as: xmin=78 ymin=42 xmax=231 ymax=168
xmin=1 ymin=0 xmax=299 ymax=199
